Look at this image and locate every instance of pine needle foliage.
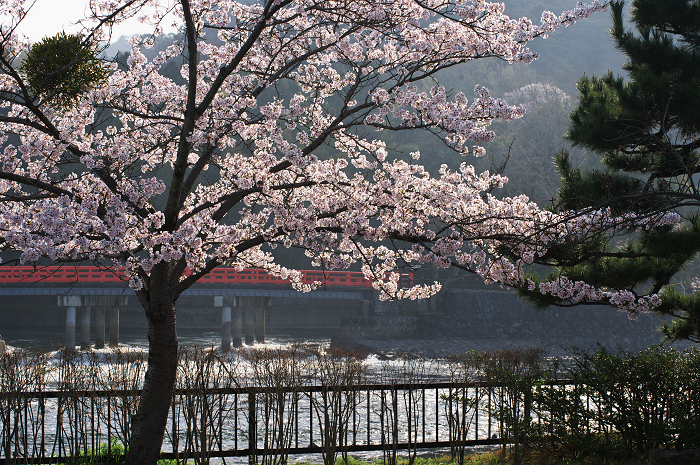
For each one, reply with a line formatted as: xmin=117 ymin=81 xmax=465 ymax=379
xmin=520 ymin=0 xmax=700 ymax=342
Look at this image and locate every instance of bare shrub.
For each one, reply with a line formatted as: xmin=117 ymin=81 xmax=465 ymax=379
xmin=241 ymin=344 xmax=310 ymax=465
xmin=444 ymin=352 xmax=487 ymax=465
xmin=481 ymin=347 xmax=548 ymax=465
xmin=401 ymin=356 xmax=442 ymax=465
xmin=172 ymin=345 xmax=242 ymax=465
xmin=375 ymin=354 xmax=442 ymax=465
xmin=307 ymin=346 xmax=366 ymax=465
xmin=0 ymin=350 xmax=49 ymax=460
xmin=95 ymin=348 xmax=147 ymax=450
xmin=376 ymin=360 xmax=401 ymax=465
xmin=53 ymin=348 xmax=102 ymax=459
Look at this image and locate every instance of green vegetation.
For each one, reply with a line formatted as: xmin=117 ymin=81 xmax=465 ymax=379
xmin=55 ymin=440 xmax=125 ymax=465
xmin=534 ymin=345 xmax=700 ymax=457
xmin=58 ymin=450 xmax=646 ymax=465
xmin=324 ymin=450 xmax=647 ymax=465
xmin=519 ymin=0 xmax=700 ymax=342
xmin=330 ymin=454 xmax=502 ymax=465
xmin=56 ymin=439 xmax=178 ymax=465
xmin=53 ymin=449 xmax=648 ymax=465
xmin=20 ymin=32 xmax=106 ymax=108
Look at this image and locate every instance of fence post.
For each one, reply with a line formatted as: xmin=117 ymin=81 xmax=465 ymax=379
xmin=248 ymin=389 xmax=257 ymax=465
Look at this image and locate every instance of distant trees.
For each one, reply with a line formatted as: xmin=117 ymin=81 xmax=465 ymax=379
xmin=492 ymin=82 xmax=586 ymax=205
xmin=520 ymin=0 xmax=700 ymax=342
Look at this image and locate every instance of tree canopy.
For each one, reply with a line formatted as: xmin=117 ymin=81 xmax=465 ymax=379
xmin=0 ymin=0 xmax=653 ymax=462
xmin=519 ymin=0 xmax=700 ymax=342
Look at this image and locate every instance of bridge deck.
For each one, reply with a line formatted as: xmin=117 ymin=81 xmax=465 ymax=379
xmin=0 ymin=286 xmax=365 ymax=299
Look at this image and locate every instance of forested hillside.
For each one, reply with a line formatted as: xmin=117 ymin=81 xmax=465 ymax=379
xmin=96 ymin=1 xmax=627 ymax=275
xmin=103 ymin=1 xmax=624 ymax=208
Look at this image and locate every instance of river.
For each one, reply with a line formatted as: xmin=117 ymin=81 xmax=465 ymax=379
xmin=0 ymin=327 xmax=334 ymax=353
xmin=1 ymin=328 xmax=507 ymax=463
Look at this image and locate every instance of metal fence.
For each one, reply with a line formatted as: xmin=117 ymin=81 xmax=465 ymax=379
xmin=0 ymin=380 xmax=539 ymax=464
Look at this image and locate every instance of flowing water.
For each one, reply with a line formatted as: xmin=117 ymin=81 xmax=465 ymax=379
xmin=1 ymin=328 xmax=509 ymax=463
xmin=0 ymin=327 xmax=333 ymax=353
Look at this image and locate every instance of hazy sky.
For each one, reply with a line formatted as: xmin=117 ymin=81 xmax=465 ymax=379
xmin=12 ymin=0 xmax=175 ymax=41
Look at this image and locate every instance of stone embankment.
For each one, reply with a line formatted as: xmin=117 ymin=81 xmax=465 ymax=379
xmin=337 ymin=284 xmax=695 ymax=358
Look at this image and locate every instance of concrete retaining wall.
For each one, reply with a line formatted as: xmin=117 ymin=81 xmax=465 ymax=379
xmin=339 ymin=286 xmax=694 ymax=357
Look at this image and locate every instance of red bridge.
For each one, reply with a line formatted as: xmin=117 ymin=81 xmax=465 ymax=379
xmin=0 ymin=266 xmax=413 ymax=289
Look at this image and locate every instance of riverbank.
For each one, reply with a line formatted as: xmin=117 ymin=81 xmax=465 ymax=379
xmin=335 ymin=286 xmax=696 ymax=359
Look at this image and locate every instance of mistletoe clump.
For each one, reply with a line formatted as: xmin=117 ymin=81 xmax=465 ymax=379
xmin=20 ymin=32 xmax=106 ymax=108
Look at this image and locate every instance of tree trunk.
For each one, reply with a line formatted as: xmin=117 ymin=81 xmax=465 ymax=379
xmin=126 ymin=297 xmax=178 ymax=465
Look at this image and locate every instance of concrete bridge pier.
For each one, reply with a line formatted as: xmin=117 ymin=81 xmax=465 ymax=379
xmin=221 ymin=306 xmax=231 ymax=351
xmin=244 ymin=306 xmax=255 ymax=345
xmin=237 ymin=296 xmax=271 ymax=345
xmin=215 ymin=296 xmax=238 ymax=352
xmin=255 ymin=306 xmax=265 ymax=344
xmin=59 ymin=296 xmax=82 ymax=348
xmin=66 ymin=306 xmax=76 ymax=348
xmin=94 ymin=307 xmax=105 ymax=349
xmin=80 ymin=307 xmax=91 ymax=348
xmin=82 ymin=296 xmax=128 ymax=348
xmin=233 ymin=307 xmax=242 ymax=347
xmin=109 ymin=307 xmax=119 ymax=347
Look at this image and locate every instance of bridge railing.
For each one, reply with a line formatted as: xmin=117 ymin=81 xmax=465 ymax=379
xmin=0 ymin=266 xmax=413 ymax=288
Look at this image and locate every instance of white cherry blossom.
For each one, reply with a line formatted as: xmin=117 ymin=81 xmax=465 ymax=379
xmin=3 ymin=2 xmax=664 ymax=460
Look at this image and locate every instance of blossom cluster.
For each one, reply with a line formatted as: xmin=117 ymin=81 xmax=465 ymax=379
xmin=537 ymin=1 xmax=609 ymax=37
xmin=0 ymin=0 xmax=668 ymax=315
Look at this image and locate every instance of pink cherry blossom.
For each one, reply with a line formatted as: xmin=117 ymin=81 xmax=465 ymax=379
xmin=6 ymin=2 xmax=673 ymax=458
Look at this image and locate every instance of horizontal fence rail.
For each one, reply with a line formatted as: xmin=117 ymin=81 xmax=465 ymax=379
xmin=0 ymin=380 xmax=581 ymax=464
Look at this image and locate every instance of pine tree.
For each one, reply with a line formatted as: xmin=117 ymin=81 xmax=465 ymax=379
xmin=523 ymin=0 xmax=700 ymax=342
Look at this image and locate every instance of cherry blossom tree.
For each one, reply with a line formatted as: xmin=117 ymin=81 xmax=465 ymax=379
xmin=0 ymin=0 xmax=654 ymax=462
